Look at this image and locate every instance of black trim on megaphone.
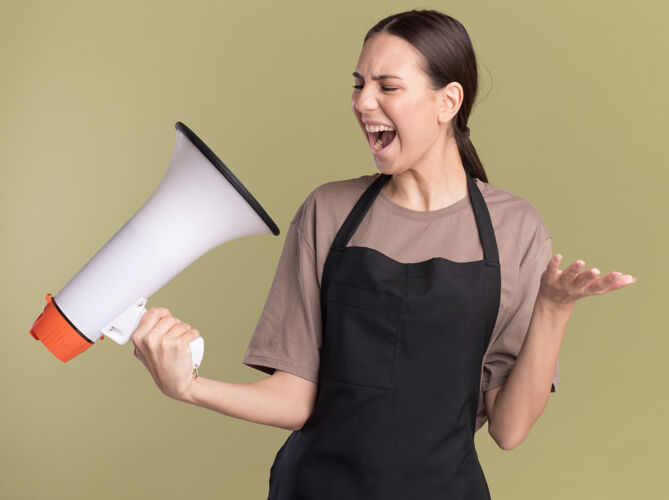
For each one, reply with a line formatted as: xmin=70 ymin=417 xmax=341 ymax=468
xmin=51 ymin=296 xmax=94 ymax=344
xmin=175 ymin=122 xmax=280 ymax=236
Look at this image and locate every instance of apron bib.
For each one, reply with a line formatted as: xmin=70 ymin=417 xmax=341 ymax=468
xmin=267 ymin=171 xmax=502 ymax=500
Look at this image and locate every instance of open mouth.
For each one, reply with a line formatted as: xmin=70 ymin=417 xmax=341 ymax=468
xmin=368 ymin=129 xmax=397 ymax=153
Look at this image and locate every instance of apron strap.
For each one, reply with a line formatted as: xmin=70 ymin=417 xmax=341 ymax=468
xmin=465 ymin=171 xmax=499 ymax=264
xmin=331 ymin=173 xmax=390 ymax=250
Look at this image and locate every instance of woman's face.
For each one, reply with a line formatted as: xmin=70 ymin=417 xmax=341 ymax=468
xmin=351 ymin=32 xmax=458 ymax=174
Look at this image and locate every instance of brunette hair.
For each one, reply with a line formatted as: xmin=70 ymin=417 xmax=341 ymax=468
xmin=364 ymin=9 xmax=489 ymax=182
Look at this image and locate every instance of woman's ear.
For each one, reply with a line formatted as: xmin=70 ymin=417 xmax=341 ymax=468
xmin=437 ymin=81 xmax=464 ymax=125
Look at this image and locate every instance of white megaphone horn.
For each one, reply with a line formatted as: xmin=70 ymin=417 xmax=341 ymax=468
xmin=29 ymin=121 xmax=280 ymax=371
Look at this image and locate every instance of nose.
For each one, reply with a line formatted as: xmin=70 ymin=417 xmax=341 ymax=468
xmin=352 ymin=86 xmax=378 ymax=114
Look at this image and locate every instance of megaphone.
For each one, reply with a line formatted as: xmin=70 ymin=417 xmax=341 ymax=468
xmin=29 ymin=121 xmax=280 ymax=371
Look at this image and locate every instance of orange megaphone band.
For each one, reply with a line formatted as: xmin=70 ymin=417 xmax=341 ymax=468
xmin=29 ymin=293 xmax=97 ymax=362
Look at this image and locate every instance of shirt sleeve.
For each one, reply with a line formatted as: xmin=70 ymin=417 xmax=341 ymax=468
xmin=241 ymin=194 xmax=322 ymax=383
xmin=481 ymin=225 xmax=559 ymax=394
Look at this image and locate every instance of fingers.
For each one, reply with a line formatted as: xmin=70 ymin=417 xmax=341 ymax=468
xmin=570 ymin=261 xmax=608 ymax=291
xmin=584 ymin=271 xmax=635 ymax=295
xmin=145 ymin=315 xmax=180 ymax=348
xmin=572 ymin=266 xmax=599 ymax=288
xmin=545 ymin=252 xmax=637 ymax=304
xmin=161 ymin=317 xmax=200 ymax=345
xmin=180 ymin=328 xmax=201 ymax=345
xmin=166 ymin=322 xmax=201 ymax=348
xmin=558 ymin=258 xmax=586 ymax=286
xmin=131 ymin=306 xmax=201 ymax=360
xmin=132 ymin=307 xmax=173 ymax=344
xmin=544 ymin=254 xmax=562 ymax=279
xmin=163 ymin=319 xmax=191 ymax=339
xmin=133 ymin=344 xmax=148 ymax=368
xmin=132 ymin=307 xmax=178 ymax=357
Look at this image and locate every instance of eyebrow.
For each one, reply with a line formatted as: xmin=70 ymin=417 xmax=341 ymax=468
xmin=352 ymin=71 xmax=403 ymax=81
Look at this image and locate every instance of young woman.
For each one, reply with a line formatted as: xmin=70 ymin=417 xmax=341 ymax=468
xmin=131 ymin=9 xmax=635 ymax=499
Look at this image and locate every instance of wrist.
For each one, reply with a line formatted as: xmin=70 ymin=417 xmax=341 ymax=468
xmin=177 ymin=375 xmax=203 ymax=405
xmin=536 ymin=292 xmax=575 ymax=316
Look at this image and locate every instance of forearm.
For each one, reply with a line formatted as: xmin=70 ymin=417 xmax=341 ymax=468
xmin=488 ymin=294 xmax=572 ymax=449
xmin=181 ymin=374 xmax=306 ymax=431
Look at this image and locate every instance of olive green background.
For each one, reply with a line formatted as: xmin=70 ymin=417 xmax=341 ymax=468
xmin=1 ymin=0 xmax=664 ymax=498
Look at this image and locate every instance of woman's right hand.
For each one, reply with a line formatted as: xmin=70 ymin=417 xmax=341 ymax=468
xmin=131 ymin=307 xmax=201 ymax=402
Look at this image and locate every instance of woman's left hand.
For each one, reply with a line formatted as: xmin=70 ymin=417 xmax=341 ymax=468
xmin=539 ymin=253 xmax=636 ymax=308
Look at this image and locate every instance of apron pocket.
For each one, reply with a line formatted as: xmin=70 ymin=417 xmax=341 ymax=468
xmin=321 ymin=282 xmax=401 ymax=390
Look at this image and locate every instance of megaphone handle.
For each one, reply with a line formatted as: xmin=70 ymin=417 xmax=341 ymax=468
xmin=189 ymin=336 xmax=204 ymax=372
xmin=101 ymin=300 xmax=204 ymax=370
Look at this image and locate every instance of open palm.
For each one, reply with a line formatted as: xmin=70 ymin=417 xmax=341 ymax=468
xmin=540 ymin=253 xmax=636 ymax=307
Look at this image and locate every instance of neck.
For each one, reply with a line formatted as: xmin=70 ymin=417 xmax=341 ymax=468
xmin=382 ymin=139 xmax=468 ymax=212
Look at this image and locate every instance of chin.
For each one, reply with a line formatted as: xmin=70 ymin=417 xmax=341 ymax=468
xmin=374 ymin=164 xmax=397 ymax=177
